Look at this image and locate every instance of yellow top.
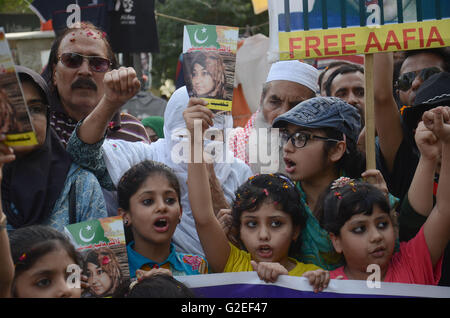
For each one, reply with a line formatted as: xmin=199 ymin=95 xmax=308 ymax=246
xmin=224 ymin=242 xmax=321 ymax=276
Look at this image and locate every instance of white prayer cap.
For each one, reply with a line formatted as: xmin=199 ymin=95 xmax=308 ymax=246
xmin=265 ymin=60 xmax=319 ymax=93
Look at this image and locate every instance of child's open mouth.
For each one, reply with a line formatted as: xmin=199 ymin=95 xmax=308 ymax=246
xmin=153 ymin=218 xmax=169 ymax=233
xmin=257 ymin=245 xmax=273 ymax=259
xmin=284 ymin=157 xmax=296 ymax=174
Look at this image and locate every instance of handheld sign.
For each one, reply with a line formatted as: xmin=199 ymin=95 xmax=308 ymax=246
xmin=0 ymin=27 xmax=38 ymax=147
xmin=64 ymin=216 xmax=130 ymax=298
xmin=182 ymin=24 xmax=239 ymax=113
xmin=268 ymin=0 xmax=450 ymax=170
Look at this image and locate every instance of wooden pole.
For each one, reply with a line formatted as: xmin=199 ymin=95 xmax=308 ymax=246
xmin=364 ymin=53 xmax=376 ymax=171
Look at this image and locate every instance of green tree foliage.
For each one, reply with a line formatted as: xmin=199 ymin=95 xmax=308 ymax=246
xmin=152 ymin=0 xmax=268 ymax=89
xmin=0 ymin=0 xmax=32 ymax=13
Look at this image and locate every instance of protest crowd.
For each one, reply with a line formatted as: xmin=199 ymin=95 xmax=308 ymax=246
xmin=1 ymin=0 xmax=450 ymax=299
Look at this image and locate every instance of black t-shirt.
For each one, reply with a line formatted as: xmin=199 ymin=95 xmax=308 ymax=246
xmin=30 ymin=0 xmax=113 ymax=34
xmin=376 ymin=134 xmax=420 ymax=204
xmin=108 ymin=0 xmax=159 ymax=53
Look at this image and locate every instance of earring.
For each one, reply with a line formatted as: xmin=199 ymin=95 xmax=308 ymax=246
xmin=124 ymin=219 xmax=129 ymax=226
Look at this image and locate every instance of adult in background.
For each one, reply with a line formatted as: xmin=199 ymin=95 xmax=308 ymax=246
xmin=42 ymin=21 xmax=148 ymax=215
xmin=230 ymin=60 xmax=318 ymax=174
xmin=0 ymin=66 xmax=107 ymax=232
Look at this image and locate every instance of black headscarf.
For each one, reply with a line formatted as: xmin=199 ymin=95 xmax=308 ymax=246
xmin=1 ymin=66 xmax=72 ymax=228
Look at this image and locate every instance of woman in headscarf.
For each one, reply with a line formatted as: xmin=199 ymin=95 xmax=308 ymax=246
xmin=0 ymin=66 xmax=107 ymax=232
xmin=184 ymin=51 xmax=226 ymax=99
xmin=66 ymin=81 xmax=252 ymax=257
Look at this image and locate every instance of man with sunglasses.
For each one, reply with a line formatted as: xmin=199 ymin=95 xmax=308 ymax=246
xmin=373 ymin=49 xmax=450 ymax=202
xmin=43 ymin=22 xmax=124 ymax=146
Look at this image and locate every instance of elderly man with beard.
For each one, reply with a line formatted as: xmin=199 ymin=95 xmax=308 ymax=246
xmin=230 ymin=60 xmax=318 ymax=174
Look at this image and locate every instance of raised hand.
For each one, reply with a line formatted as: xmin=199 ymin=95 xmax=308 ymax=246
xmin=422 ymin=106 xmax=450 ymax=144
xmin=415 ymin=121 xmax=441 ymax=162
xmin=183 ymin=97 xmax=214 ymax=139
xmin=102 ymin=66 xmax=141 ymax=110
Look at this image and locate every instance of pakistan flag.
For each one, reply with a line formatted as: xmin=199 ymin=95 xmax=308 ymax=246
xmin=64 ymin=219 xmax=110 ymax=248
xmin=185 ymin=25 xmax=220 ymax=49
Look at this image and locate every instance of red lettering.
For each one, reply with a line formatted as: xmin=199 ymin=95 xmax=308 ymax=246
xmin=305 ymin=36 xmax=322 ymax=57
xmin=289 ymin=37 xmax=302 ymax=59
xmin=426 ymin=26 xmax=445 ymax=47
xmin=324 ymin=35 xmax=339 ymax=56
xmin=402 ymin=28 xmax=416 ymax=49
xmin=341 ymin=33 xmax=357 ymax=54
xmin=364 ymin=32 xmax=383 ymax=52
xmin=383 ymin=30 xmax=402 ymax=50
xmin=419 ymin=27 xmax=424 ymax=48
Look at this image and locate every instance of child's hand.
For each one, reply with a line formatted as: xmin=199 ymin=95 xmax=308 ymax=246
xmin=302 ymin=269 xmax=330 ymax=293
xmin=361 ymin=169 xmax=388 ymax=196
xmin=216 ymin=208 xmax=232 ymax=235
xmin=250 ymin=260 xmax=288 ymax=283
xmin=136 ymin=268 xmax=172 ymax=282
xmin=216 ymin=208 xmax=240 ymax=247
xmin=415 ymin=121 xmax=441 ymax=162
xmin=422 ymin=106 xmax=450 ymax=144
xmin=183 ymin=97 xmax=214 ymax=139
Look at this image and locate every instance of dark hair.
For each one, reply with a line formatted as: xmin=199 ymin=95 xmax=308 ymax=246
xmin=231 ymin=173 xmax=306 ymax=258
xmin=403 ymin=48 xmax=450 ymax=73
xmin=324 ymin=64 xmax=364 ymax=97
xmin=124 ymin=274 xmax=195 ymax=298
xmin=316 ymin=181 xmax=390 ymax=236
xmin=45 ymin=21 xmax=118 ymax=93
xmin=118 ymin=160 xmax=181 ymax=210
xmin=318 ymin=61 xmax=353 ymax=91
xmin=9 ymin=225 xmax=81 ymax=294
xmin=117 ymin=160 xmax=181 ymax=242
xmin=321 ymin=127 xmax=366 ymax=179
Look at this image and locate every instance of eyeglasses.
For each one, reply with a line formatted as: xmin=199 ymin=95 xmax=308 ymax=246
xmin=396 ymin=67 xmax=442 ymax=91
xmin=58 ymin=52 xmax=112 ymax=73
xmin=280 ymin=130 xmax=341 ymax=148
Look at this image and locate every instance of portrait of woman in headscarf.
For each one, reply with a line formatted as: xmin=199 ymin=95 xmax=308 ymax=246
xmin=184 ymin=50 xmax=226 ymax=99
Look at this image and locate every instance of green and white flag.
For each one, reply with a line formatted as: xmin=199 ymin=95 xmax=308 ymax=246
xmin=184 ymin=24 xmax=221 ymax=50
xmin=64 ymin=219 xmax=110 ymax=248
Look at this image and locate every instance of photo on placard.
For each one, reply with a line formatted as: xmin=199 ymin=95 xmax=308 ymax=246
xmin=183 ymin=49 xmax=235 ymax=102
xmin=64 ymin=216 xmax=130 ymax=298
xmin=0 ymin=27 xmax=38 ymax=146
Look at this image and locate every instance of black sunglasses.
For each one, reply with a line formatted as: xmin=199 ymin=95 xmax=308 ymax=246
xmin=280 ymin=130 xmax=340 ymax=148
xmin=59 ymin=52 xmax=112 ymax=73
xmin=396 ymin=67 xmax=442 ymax=92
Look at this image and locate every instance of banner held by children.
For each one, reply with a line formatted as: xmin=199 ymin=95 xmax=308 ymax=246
xmin=0 ymin=27 xmax=38 ymax=147
xmin=178 ymin=272 xmax=450 ymax=298
xmin=64 ymin=216 xmax=130 ymax=298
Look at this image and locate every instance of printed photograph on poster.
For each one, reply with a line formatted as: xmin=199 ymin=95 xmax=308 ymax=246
xmin=182 ymin=25 xmax=238 ymax=113
xmin=64 ymin=216 xmax=130 ymax=298
xmin=0 ymin=27 xmax=38 ymax=146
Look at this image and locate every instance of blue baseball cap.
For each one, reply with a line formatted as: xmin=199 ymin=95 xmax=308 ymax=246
xmin=272 ymin=96 xmax=361 ymax=143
